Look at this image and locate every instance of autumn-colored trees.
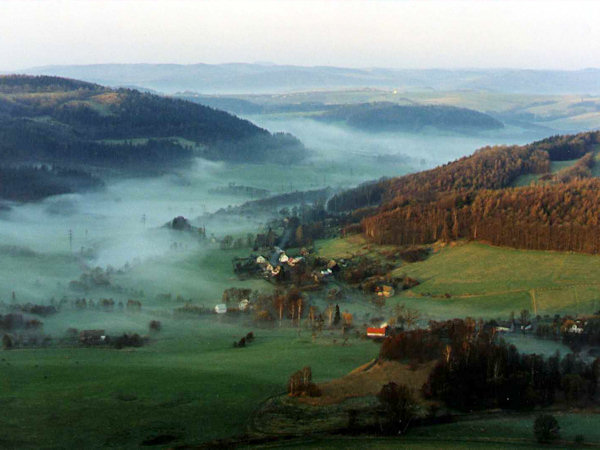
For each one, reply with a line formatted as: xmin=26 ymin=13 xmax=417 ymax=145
xmin=334 ymin=131 xmax=600 ymax=254
xmin=364 ymin=178 xmax=600 ymax=253
xmin=287 ymin=366 xmax=321 ymax=397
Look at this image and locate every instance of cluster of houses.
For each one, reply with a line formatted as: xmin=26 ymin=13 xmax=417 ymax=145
xmin=254 ymin=247 xmax=306 ymax=278
xmin=233 ymin=246 xmax=343 ymax=287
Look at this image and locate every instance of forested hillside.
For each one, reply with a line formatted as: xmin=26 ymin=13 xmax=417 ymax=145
xmin=328 ymin=140 xmax=552 ymax=212
xmin=316 ymin=102 xmax=503 ymax=132
xmin=335 ymin=131 xmax=600 ymax=254
xmin=0 ymin=75 xmax=305 ymax=168
xmin=0 ymin=166 xmax=103 ymax=201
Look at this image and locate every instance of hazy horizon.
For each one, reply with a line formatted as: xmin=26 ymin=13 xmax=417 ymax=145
xmin=15 ymin=61 xmax=600 ymax=73
xmin=2 ymin=0 xmax=600 ymax=72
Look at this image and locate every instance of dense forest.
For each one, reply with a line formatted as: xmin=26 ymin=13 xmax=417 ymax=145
xmin=315 ymin=102 xmax=504 ymax=132
xmin=0 ymin=75 xmax=306 ymax=168
xmin=334 ymin=131 xmax=600 ymax=254
xmin=328 ymin=141 xmax=552 ymax=212
xmin=0 ymin=75 xmax=306 ymax=200
xmin=0 ymin=165 xmax=103 ymax=201
xmin=381 ymin=319 xmax=600 ymax=411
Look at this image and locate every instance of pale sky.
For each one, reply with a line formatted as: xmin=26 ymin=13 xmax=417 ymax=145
xmin=1 ymin=0 xmax=599 ymax=71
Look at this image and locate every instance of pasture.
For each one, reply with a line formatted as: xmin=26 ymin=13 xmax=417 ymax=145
xmin=0 ymin=319 xmax=379 ymax=448
xmin=317 ymin=237 xmax=600 ymax=320
xmin=252 ymin=412 xmax=600 ymax=448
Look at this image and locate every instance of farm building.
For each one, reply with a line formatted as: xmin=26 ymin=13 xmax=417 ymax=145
xmin=375 ymin=285 xmax=395 ymax=297
xmin=215 ymin=304 xmax=227 ymax=314
xmin=366 ymin=325 xmax=389 ymax=338
xmin=79 ymin=330 xmax=106 ymax=346
xmin=239 ymin=299 xmax=250 ymax=311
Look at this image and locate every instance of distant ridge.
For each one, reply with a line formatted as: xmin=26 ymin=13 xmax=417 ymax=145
xmin=22 ymin=63 xmax=600 ymax=95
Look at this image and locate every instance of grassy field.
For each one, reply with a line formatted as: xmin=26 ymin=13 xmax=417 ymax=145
xmin=317 ymin=237 xmax=600 ymax=320
xmin=251 ymin=412 xmax=600 ymax=448
xmin=511 ymin=157 xmax=581 ymax=187
xmin=0 ymin=320 xmax=379 ymax=448
xmin=4 ymin=211 xmax=600 ymax=448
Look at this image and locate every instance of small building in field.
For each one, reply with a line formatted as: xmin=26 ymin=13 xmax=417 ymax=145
xmin=367 ymin=326 xmax=389 ymax=338
xmin=79 ymin=329 xmax=106 ymax=346
xmin=215 ymin=304 xmax=227 ymax=314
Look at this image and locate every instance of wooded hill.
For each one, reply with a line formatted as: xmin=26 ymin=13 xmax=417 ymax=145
xmin=330 ymin=131 xmax=600 ymax=254
xmin=182 ymin=95 xmax=504 ymax=134
xmin=314 ymin=102 xmax=504 ymax=133
xmin=0 ymin=165 xmax=103 ymax=202
xmin=0 ymin=75 xmax=305 ymax=168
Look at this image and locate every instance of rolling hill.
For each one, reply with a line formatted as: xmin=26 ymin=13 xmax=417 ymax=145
xmin=329 ymin=130 xmax=600 ymax=254
xmin=0 ymin=75 xmax=305 ymax=200
xmin=0 ymin=75 xmax=305 ymax=167
xmin=313 ymin=102 xmax=503 ymax=133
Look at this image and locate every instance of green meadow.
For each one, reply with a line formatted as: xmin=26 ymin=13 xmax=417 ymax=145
xmin=0 ymin=319 xmax=379 ymax=448
xmin=317 ymin=237 xmax=600 ymax=320
xmin=396 ymin=242 xmax=600 ymax=319
xmin=260 ymin=411 xmax=600 ymax=448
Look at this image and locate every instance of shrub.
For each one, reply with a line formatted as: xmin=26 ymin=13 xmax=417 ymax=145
xmin=377 ymin=382 xmax=417 ymax=434
xmin=113 ymin=333 xmax=144 ymax=349
xmin=2 ymin=334 xmax=12 ymax=350
xmin=254 ymin=310 xmax=273 ymax=322
xmin=149 ymin=320 xmax=162 ymax=332
xmin=534 ymin=414 xmax=560 ymax=444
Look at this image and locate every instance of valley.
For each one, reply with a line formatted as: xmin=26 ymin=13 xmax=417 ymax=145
xmin=1 ymin=74 xmax=600 ymax=449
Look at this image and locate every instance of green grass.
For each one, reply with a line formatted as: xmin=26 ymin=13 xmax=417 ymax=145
xmin=317 ymin=237 xmax=600 ymax=320
xmin=511 ymin=158 xmax=581 ymax=187
xmin=0 ymin=320 xmax=379 ymax=448
xmin=251 ymin=412 xmax=600 ymax=448
xmin=392 ymin=242 xmax=600 ymax=319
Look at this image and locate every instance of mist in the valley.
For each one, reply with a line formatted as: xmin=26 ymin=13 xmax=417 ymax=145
xmin=248 ymin=115 xmax=548 ymax=170
xmin=0 ymin=118 xmax=554 ymax=334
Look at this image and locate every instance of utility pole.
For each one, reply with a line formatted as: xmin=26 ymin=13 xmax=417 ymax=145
xmin=68 ymin=229 xmax=73 ymax=252
xmin=142 ymin=214 xmax=146 ymax=227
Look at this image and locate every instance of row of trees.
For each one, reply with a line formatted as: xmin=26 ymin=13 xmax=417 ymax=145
xmin=0 ymin=165 xmax=103 ymax=201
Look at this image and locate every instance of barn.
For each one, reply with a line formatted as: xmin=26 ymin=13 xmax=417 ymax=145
xmin=366 ymin=326 xmax=389 ymax=338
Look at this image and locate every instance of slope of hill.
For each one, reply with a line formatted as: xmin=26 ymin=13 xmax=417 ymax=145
xmin=0 ymin=75 xmax=305 ymax=169
xmin=178 ymin=89 xmax=600 ymax=135
xmin=330 ymin=131 xmax=600 ymax=254
xmin=0 ymin=165 xmax=103 ymax=202
xmin=24 ymin=64 xmax=600 ymax=95
xmin=314 ymin=102 xmax=503 ymax=133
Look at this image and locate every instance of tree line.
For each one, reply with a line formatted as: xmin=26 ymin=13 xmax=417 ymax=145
xmin=379 ymin=319 xmax=600 ymax=411
xmin=348 ymin=131 xmax=600 ymax=253
xmin=363 ymin=178 xmax=600 ymax=253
